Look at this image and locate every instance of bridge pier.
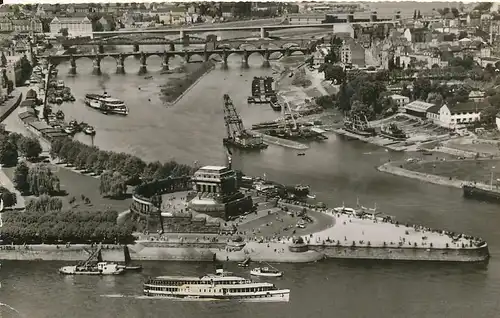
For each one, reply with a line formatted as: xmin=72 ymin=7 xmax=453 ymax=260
xmin=133 ymin=44 xmax=140 ymax=53
xmin=184 ymin=51 xmax=190 ymax=63
xmin=182 ymin=34 xmax=190 ymax=46
xmin=68 ymin=55 xmax=76 ymax=75
xmin=162 ymin=51 xmax=169 ymax=71
xmin=98 ymin=44 xmax=104 ymax=54
xmin=169 ymin=42 xmax=175 ymax=52
xmin=138 ymin=52 xmax=147 ymax=75
xmin=262 ymin=49 xmax=270 ymax=68
xmin=92 ymin=56 xmax=101 ymax=75
xmin=203 ymin=50 xmax=209 ymax=63
xmin=222 ymin=50 xmax=228 ymax=70
xmin=260 ymin=27 xmax=268 ymax=39
xmin=116 ymin=54 xmax=125 ymax=74
xmin=241 ymin=50 xmax=249 ymax=69
xmin=285 ymin=48 xmax=292 ymax=57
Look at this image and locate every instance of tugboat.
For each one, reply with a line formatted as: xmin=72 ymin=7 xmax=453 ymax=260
xmin=59 ymin=244 xmax=124 ymax=276
xmin=238 ymin=257 xmax=251 ymax=268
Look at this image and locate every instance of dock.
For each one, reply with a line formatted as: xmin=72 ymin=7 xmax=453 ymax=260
xmin=333 ymin=128 xmax=408 ymax=151
xmin=255 ymin=132 xmax=309 ymax=150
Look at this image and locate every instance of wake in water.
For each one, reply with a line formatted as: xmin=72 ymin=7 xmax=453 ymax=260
xmin=100 ymin=294 xmax=288 ymax=303
xmin=0 ymin=302 xmax=23 ymax=316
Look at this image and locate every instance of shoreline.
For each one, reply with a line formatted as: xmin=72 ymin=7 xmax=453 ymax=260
xmin=164 ymin=62 xmax=215 ymax=107
xmin=0 ymin=200 xmax=489 ymax=263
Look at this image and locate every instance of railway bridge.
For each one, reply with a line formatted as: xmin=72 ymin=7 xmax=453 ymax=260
xmin=41 ymin=46 xmax=310 ymax=75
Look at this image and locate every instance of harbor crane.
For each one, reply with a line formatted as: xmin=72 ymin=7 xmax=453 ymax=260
xmin=222 ymin=94 xmax=268 ymax=150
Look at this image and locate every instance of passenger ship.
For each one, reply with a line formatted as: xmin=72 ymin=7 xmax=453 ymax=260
xmin=84 ymin=92 xmax=129 ymax=115
xmin=143 ymin=268 xmax=290 ymax=302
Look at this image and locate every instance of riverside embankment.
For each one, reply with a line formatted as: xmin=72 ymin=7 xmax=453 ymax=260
xmin=0 ymin=200 xmax=489 ymax=263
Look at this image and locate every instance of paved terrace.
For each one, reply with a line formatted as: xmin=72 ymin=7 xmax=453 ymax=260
xmin=308 ymin=210 xmax=481 ymax=250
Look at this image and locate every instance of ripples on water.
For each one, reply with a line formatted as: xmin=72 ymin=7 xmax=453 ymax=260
xmin=2 ymin=43 xmax=500 ymax=317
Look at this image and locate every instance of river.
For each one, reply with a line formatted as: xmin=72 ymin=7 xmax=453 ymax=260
xmin=1 ymin=41 xmax=500 ymax=317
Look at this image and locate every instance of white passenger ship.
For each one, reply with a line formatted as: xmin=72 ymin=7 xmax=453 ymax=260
xmin=143 ymin=268 xmax=290 ymax=302
xmin=84 ymin=92 xmax=129 ymax=115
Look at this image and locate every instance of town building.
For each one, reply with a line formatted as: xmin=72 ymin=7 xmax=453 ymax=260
xmin=403 ymin=100 xmax=435 ymax=118
xmin=0 ymin=18 xmax=43 ymax=33
xmin=469 ymin=90 xmax=486 ymax=102
xmin=50 ymin=17 xmax=93 ymax=38
xmin=340 ymin=38 xmax=365 ymax=67
xmin=496 ymin=113 xmax=500 ymax=132
xmin=389 ymin=94 xmax=410 ymax=108
xmin=427 ymin=102 xmax=488 ymax=129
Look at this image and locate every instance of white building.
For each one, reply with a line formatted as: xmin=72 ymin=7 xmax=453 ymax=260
xmin=389 ymin=94 xmax=410 ymax=109
xmin=50 ymin=17 xmax=93 ymax=38
xmin=427 ymin=102 xmax=488 ymax=129
xmin=496 ymin=113 xmax=500 ymax=132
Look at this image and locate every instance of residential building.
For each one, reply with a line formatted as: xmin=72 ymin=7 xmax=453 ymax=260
xmin=389 ymin=94 xmax=410 ymax=108
xmin=0 ymin=18 xmax=43 ymax=33
xmin=426 ymin=105 xmax=441 ymax=122
xmin=403 ymin=100 xmax=435 ymax=118
xmin=67 ymin=4 xmax=90 ymax=14
xmin=340 ymin=38 xmax=365 ymax=67
xmin=158 ymin=7 xmax=188 ymax=25
xmin=98 ymin=16 xmax=112 ymax=31
xmin=431 ymin=102 xmax=488 ymax=129
xmin=50 ymin=17 xmax=93 ymax=38
xmin=496 ymin=113 xmax=500 ymax=132
xmin=312 ymin=45 xmax=329 ymax=67
xmin=469 ymin=90 xmax=486 ymax=102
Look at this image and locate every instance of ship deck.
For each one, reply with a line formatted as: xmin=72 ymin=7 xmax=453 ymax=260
xmin=309 ymin=211 xmax=478 ymax=250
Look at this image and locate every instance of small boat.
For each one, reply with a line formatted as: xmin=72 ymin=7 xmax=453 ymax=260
xmin=297 ymin=152 xmax=305 ymax=156
xmin=117 ymin=245 xmax=142 ymax=271
xmin=83 ymin=126 xmax=96 ymax=136
xmin=144 ymin=75 xmax=153 ymax=79
xmin=238 ymin=257 xmax=251 ymax=267
xmin=64 ymin=126 xmax=75 ymax=135
xmin=250 ymin=266 xmax=283 ymax=277
xmin=307 ymin=194 xmax=316 ymax=199
xmin=55 ymin=97 xmax=63 ymax=104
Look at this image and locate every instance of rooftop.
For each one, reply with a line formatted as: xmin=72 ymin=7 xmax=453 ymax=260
xmin=404 ymin=100 xmax=435 ymax=113
xmin=199 ymin=165 xmax=228 ymax=171
xmin=448 ymin=101 xmax=489 ymax=114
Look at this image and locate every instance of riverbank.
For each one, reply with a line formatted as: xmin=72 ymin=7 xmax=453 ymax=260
xmin=0 ymin=90 xmax=22 ymax=123
xmin=0 ymin=199 xmax=489 ymax=262
xmin=161 ymin=61 xmax=215 ymax=106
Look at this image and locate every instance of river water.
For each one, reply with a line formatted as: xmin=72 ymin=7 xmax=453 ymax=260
xmin=1 ymin=40 xmax=500 ymax=317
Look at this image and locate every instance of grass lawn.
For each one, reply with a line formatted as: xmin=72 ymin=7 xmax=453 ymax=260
xmin=3 ymin=164 xmax=132 ymax=213
xmin=402 ymin=159 xmax=500 ymax=184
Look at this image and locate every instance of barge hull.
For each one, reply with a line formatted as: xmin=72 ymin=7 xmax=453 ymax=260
xmin=463 ymin=185 xmax=500 ymax=203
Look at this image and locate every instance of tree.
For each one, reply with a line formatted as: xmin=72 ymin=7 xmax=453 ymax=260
xmin=18 ymin=137 xmax=42 ymax=159
xmin=99 ymin=171 xmax=127 ymax=198
xmin=94 ymin=21 xmax=104 ymax=32
xmin=0 ymin=186 xmax=16 ymax=208
xmin=59 ymin=28 xmax=68 ymax=37
xmin=1 ymin=52 xmax=6 ymax=67
xmin=27 ymin=164 xmax=61 ymax=196
xmin=0 ymin=136 xmax=18 ymax=167
xmin=480 ymin=106 xmax=499 ymax=127
xmin=13 ymin=161 xmax=29 ymax=194
xmin=319 ymin=64 xmax=346 ymax=84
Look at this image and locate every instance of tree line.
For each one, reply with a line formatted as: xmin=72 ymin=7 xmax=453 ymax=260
xmin=13 ymin=162 xmax=61 ymax=196
xmin=0 ymin=209 xmax=135 ymax=245
xmin=50 ymin=138 xmax=195 ymax=198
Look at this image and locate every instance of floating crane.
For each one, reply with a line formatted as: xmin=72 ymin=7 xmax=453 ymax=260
xmin=222 ymin=94 xmax=268 ymax=150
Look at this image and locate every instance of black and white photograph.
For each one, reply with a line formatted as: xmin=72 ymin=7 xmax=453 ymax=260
xmin=0 ymin=1 xmax=498 ymax=317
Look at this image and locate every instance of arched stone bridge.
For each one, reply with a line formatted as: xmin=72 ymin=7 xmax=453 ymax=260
xmin=212 ymin=38 xmax=313 ymax=50
xmin=63 ymin=34 xmax=208 ymax=46
xmin=41 ymin=46 xmax=310 ymax=75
